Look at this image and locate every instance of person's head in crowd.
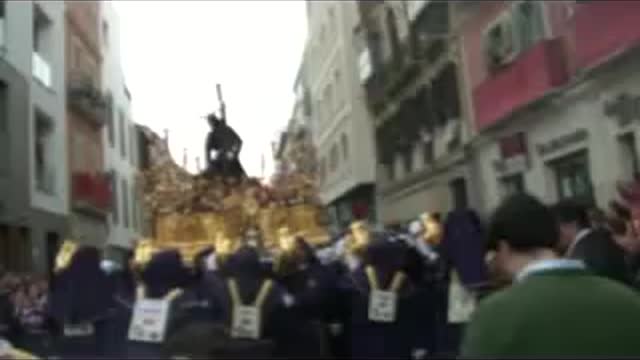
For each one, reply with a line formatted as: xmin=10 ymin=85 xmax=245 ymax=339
xmin=163 ymin=323 xmax=274 ymax=359
xmin=11 ymin=290 xmax=26 ymax=309
xmin=27 ymin=283 xmax=39 ymax=300
xmin=588 ymin=207 xmax=608 ymax=230
xmin=608 ymin=200 xmax=640 ymax=254
xmin=432 ymin=212 xmax=442 ymax=223
xmin=551 ymin=199 xmax=591 ymax=252
xmin=488 ymin=193 xmax=560 ymax=280
xmin=36 ymin=279 xmax=47 ymax=296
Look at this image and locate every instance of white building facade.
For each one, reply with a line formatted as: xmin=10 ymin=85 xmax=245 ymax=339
xmin=100 ymin=3 xmax=142 ymax=259
xmin=0 ymin=1 xmax=68 ymax=274
xmin=305 ymin=0 xmax=377 ymax=230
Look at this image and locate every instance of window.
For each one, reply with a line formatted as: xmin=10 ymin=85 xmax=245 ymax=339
xmin=130 ymin=124 xmax=137 ymax=166
xmin=552 ymin=151 xmax=594 ymax=205
xmin=484 ymin=2 xmax=545 ymax=72
xmin=0 ymin=81 xmax=6 ymax=133
xmin=326 ymin=83 xmax=334 ymax=114
xmin=111 ymin=172 xmax=119 ymax=225
xmin=102 ymin=20 xmax=109 ymax=47
xmin=341 ymin=134 xmax=349 ymax=160
xmin=119 ymin=110 xmax=127 ymax=158
xmin=618 ymin=133 xmax=639 ymax=181
xmin=303 ymin=88 xmax=312 ymax=116
xmin=450 ymin=178 xmax=469 ymax=210
xmin=32 ymin=5 xmax=52 ymax=87
xmin=402 ymin=150 xmax=413 ymax=174
xmin=385 ymin=7 xmax=401 ymax=64
xmin=423 ymin=140 xmax=434 ymax=165
xmin=484 ymin=16 xmax=516 ymax=72
xmin=330 ymin=145 xmax=339 ymax=172
xmin=328 ymin=6 xmax=337 ymax=37
xmin=334 ymin=70 xmax=343 ymax=108
xmin=501 ymin=174 xmax=526 ymax=199
xmin=122 ymin=178 xmax=129 ymax=228
xmin=71 ymin=134 xmax=83 ymax=172
xmin=323 ymin=87 xmax=331 ymax=119
xmin=131 ymin=183 xmax=137 ymax=231
xmin=106 ymin=93 xmax=114 ymax=146
xmin=71 ymin=38 xmax=82 ymax=71
xmin=32 ymin=5 xmax=51 ymax=56
xmin=0 ymin=1 xmax=6 ymax=48
xmin=34 ymin=110 xmax=55 ymax=194
xmin=138 ymin=200 xmax=145 ymax=234
xmin=0 ymin=82 xmax=7 ymax=175
xmin=387 ymin=163 xmax=395 ymax=182
xmin=358 ymin=48 xmax=372 ymax=83
xmin=320 ymin=24 xmax=326 ymax=43
xmin=512 ymin=1 xmax=545 ymax=52
xmin=314 ymin=99 xmax=322 ymax=124
xmin=320 ymin=157 xmax=327 ymax=184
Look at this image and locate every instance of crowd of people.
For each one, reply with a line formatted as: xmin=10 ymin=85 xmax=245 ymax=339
xmin=0 ymin=273 xmax=49 ymax=349
xmin=2 ymin=183 xmax=640 ymax=358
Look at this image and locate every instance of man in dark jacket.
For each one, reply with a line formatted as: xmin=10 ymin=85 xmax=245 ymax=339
xmin=553 ymin=200 xmax=630 ymax=285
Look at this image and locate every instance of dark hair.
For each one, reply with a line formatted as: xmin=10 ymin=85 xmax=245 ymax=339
xmin=552 ymin=199 xmax=591 ymax=229
xmin=610 ymin=200 xmax=631 ymax=221
xmin=163 ymin=323 xmax=274 ymax=359
xmin=488 ymin=193 xmax=559 ymax=252
xmin=606 ymin=214 xmax=628 ymax=236
xmin=163 ymin=323 xmax=227 ymax=358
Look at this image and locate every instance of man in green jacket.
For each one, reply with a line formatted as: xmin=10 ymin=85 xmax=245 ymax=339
xmin=461 ymin=194 xmax=640 ymax=358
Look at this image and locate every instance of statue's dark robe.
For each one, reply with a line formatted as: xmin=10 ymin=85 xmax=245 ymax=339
xmin=204 ymin=122 xmax=246 ymax=178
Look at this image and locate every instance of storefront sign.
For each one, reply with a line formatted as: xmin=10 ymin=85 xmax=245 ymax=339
xmin=493 ymin=155 xmax=529 ymax=174
xmin=604 ymin=93 xmax=640 ymax=127
xmin=536 ymin=129 xmax=588 ymax=157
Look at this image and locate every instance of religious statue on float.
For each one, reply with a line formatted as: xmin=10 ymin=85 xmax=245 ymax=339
xmin=203 ymin=84 xmax=246 ymax=179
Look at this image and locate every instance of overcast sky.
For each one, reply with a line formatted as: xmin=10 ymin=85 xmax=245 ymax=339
xmin=112 ymin=1 xmax=308 ymax=178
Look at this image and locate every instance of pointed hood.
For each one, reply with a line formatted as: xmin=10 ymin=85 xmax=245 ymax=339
xmin=140 ymin=250 xmax=189 ymax=298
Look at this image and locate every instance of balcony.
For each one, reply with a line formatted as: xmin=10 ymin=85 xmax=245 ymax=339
xmin=364 ymin=49 xmax=420 ymax=115
xmin=32 ymin=52 xmax=52 ymax=88
xmin=473 ymin=38 xmax=569 ymax=130
xmin=573 ymin=1 xmax=640 ymax=71
xmin=72 ymin=172 xmax=112 ymax=216
xmin=67 ymin=73 xmax=107 ymax=126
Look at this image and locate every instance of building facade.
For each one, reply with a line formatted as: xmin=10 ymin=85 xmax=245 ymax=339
xmin=0 ymin=1 xmax=68 ymax=275
xmin=355 ymin=1 xmax=478 ymax=225
xmin=100 ymin=2 xmax=142 ymax=261
xmin=305 ymin=0 xmax=378 ymax=230
xmin=273 ymin=61 xmax=316 ymax=181
xmin=65 ymin=1 xmax=111 ymax=248
xmin=459 ymin=1 xmax=640 ymax=215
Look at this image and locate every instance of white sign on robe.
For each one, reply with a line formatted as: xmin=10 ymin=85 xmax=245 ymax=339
xmin=368 ymin=289 xmax=398 ymax=323
xmin=231 ymin=305 xmax=262 ymax=340
xmin=128 ymin=298 xmax=171 ymax=343
xmin=447 ymin=271 xmax=476 ymax=324
xmin=63 ymin=323 xmax=95 ymax=337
